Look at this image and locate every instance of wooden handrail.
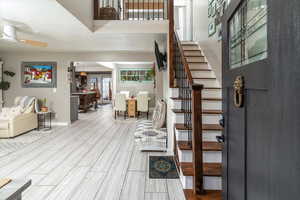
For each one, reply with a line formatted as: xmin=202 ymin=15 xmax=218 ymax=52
xmin=174 ymin=31 xmax=194 ymax=86
xmin=172 ymin=29 xmax=204 ymax=195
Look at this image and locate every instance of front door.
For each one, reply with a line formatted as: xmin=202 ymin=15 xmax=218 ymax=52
xmin=222 ymin=0 xmax=300 ymax=199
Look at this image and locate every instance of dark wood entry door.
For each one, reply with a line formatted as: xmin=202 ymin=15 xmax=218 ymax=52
xmin=221 ymin=0 xmax=300 ymax=199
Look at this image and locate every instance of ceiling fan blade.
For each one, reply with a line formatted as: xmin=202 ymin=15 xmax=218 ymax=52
xmin=19 ymin=39 xmax=48 ymax=47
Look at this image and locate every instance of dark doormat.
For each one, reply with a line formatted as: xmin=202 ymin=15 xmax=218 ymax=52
xmin=149 ymin=156 xmax=179 ymax=179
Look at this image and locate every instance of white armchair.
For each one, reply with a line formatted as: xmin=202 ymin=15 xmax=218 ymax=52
xmin=137 ymin=93 xmax=149 ymax=119
xmin=0 ymin=96 xmax=38 ymax=138
xmin=114 ymin=93 xmax=127 ymax=119
xmin=120 ymin=91 xmax=130 ymax=99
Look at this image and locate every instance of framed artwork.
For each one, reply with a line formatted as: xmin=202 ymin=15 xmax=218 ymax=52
xmin=208 ymin=5 xmax=212 ymax=17
xmin=208 ymin=22 xmax=216 ymax=36
xmin=211 ymin=1 xmax=217 ymax=17
xmin=21 ymin=62 xmax=57 ymax=88
xmin=119 ymin=68 xmax=154 ymax=83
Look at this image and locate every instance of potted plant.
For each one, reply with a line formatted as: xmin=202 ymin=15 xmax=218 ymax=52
xmin=41 ymin=98 xmax=48 ymax=112
xmin=0 ymin=70 xmax=16 ymax=91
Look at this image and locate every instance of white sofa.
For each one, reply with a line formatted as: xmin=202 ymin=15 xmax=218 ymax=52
xmin=0 ymin=97 xmax=38 ymax=138
xmin=0 ymin=113 xmax=37 ymax=138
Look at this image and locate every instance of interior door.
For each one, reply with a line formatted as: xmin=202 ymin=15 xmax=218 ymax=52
xmin=221 ymin=0 xmax=300 ymax=199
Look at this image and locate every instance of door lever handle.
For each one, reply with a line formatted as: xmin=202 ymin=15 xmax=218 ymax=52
xmin=219 ymin=116 xmax=225 ymax=128
xmin=216 ymin=135 xmax=225 ymax=143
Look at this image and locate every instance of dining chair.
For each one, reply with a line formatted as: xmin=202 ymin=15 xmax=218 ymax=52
xmin=137 ymin=93 xmax=149 ymax=119
xmin=114 ymin=93 xmax=127 ymax=119
xmin=120 ymin=91 xmax=130 ymax=99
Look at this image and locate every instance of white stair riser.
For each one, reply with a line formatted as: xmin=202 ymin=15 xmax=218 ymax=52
xmin=177 ymin=149 xmax=222 ymax=163
xmin=184 ymin=51 xmax=202 ymax=57
xmin=171 ymin=88 xmax=179 ymax=98
xmin=193 ymin=79 xmax=219 ymax=87
xmin=181 ymin=42 xmax=198 ymax=45
xmin=202 ymin=101 xmax=222 ymax=110
xmin=186 ymin=57 xmax=206 ymax=63
xmin=182 ymin=46 xmax=200 ymax=51
xmin=175 ymin=129 xmax=222 ymax=142
xmin=172 ymin=99 xmax=222 ymax=110
xmin=188 ymin=63 xmax=209 ymax=70
xmin=191 ymin=71 xmax=214 ymax=78
xmin=202 ymin=89 xmax=222 ymax=98
xmin=180 ymin=173 xmax=222 ymax=190
xmin=174 ymin=113 xmax=222 ymax=124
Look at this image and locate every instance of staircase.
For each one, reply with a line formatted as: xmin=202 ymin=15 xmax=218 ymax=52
xmin=171 ymin=35 xmax=223 ymax=199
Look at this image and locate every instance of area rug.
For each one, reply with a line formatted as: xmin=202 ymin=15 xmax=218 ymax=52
xmin=149 ymin=156 xmax=179 ymax=179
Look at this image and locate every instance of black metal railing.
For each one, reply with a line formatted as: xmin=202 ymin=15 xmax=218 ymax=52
xmin=174 ymin=31 xmax=205 ymax=195
xmin=94 ymin=0 xmax=168 ymax=20
xmin=174 ymin=32 xmax=193 ymax=147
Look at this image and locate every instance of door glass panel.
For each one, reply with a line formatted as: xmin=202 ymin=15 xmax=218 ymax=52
xmin=229 ymin=9 xmax=243 ymax=68
xmin=229 ymin=0 xmax=267 ymax=69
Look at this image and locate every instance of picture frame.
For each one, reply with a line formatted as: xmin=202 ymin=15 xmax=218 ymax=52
xmin=208 ymin=5 xmax=212 ymax=17
xmin=208 ymin=21 xmax=216 ymax=37
xmin=21 ymin=62 xmax=57 ymax=88
xmin=211 ymin=1 xmax=217 ymax=17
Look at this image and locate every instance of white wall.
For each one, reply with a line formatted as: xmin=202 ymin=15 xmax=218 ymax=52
xmin=75 ymin=62 xmax=113 ymax=72
xmin=192 ymin=0 xmax=222 ymax=83
xmin=57 ymin=0 xmax=94 ymax=31
xmin=0 ymin=51 xmax=155 ymax=124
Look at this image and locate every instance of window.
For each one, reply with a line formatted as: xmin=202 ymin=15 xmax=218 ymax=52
xmin=120 ymin=69 xmax=154 ymax=82
xmin=229 ymin=0 xmax=267 ymax=69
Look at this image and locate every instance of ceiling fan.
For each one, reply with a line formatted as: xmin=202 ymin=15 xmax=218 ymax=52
xmin=0 ymin=24 xmax=48 ymax=48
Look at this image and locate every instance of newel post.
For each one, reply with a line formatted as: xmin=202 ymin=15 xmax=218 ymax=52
xmin=191 ymin=84 xmax=204 ymax=195
xmin=168 ymin=0 xmax=175 ymax=88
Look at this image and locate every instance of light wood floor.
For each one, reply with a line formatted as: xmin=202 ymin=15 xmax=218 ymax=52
xmin=0 ymin=105 xmax=185 ymax=200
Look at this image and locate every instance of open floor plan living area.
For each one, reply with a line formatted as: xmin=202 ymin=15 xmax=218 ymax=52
xmin=0 ymin=0 xmax=299 ymax=200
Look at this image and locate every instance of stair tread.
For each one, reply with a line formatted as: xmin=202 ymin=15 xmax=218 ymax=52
xmin=184 ymin=189 xmax=222 ymax=200
xmin=203 ymin=87 xmax=221 ymax=89
xmin=190 ymin=69 xmax=211 ymax=71
xmin=175 ymin=123 xmax=223 ymax=131
xmin=181 ymin=43 xmax=198 ymax=46
xmin=185 ymin=55 xmax=204 ymax=57
xmin=192 ymin=77 xmax=216 ymax=80
xmin=172 ymin=109 xmax=223 ymax=114
xmin=188 ymin=61 xmax=208 ymax=64
xmin=170 ymin=97 xmax=222 ymax=101
xmin=183 ymin=49 xmax=201 ymax=51
xmin=180 ymin=162 xmax=222 ymax=176
xmin=202 ymin=98 xmax=222 ymax=101
xmin=177 ymin=141 xmax=222 ymax=151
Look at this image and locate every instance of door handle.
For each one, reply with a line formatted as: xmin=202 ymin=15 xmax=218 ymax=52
xmin=216 ymin=135 xmax=225 ymax=143
xmin=219 ymin=116 xmax=224 ymax=128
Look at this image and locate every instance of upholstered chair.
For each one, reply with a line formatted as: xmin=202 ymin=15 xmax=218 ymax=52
xmin=137 ymin=93 xmax=149 ymax=119
xmin=114 ymin=93 xmax=127 ymax=119
xmin=120 ymin=91 xmax=130 ymax=99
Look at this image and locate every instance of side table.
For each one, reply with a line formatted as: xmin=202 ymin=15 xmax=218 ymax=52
xmin=37 ymin=111 xmax=52 ymax=131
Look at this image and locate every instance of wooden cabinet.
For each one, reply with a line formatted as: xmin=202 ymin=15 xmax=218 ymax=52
xmin=127 ymin=99 xmax=136 ymax=117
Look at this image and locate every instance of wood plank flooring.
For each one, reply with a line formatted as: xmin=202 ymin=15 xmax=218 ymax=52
xmin=0 ymin=105 xmax=185 ymax=200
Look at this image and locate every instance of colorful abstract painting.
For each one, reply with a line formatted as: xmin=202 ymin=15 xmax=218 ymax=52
xmin=22 ymin=62 xmax=57 ymax=88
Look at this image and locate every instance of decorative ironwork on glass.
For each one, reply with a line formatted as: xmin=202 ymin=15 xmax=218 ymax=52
xmin=229 ymin=0 xmax=267 ymax=69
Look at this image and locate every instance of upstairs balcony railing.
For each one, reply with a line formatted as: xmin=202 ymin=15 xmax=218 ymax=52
xmin=94 ymin=0 xmax=169 ymax=20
